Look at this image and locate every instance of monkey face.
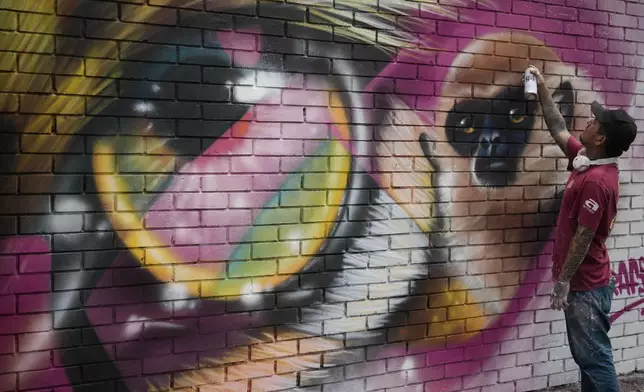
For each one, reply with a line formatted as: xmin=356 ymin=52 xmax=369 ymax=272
xmin=435 ymin=33 xmax=581 ymax=249
xmin=444 ymin=86 xmax=538 ymax=187
xmin=427 ymin=32 xmax=583 ymax=206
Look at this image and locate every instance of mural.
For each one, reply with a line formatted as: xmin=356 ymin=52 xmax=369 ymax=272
xmin=0 ymin=0 xmax=643 ymax=391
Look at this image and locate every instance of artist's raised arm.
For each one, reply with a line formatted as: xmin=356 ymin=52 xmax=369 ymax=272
xmin=527 ymin=65 xmax=572 ymax=155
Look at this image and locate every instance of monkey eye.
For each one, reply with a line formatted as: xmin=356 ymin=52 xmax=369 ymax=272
xmin=509 ymin=108 xmax=526 ymax=124
xmin=459 ymin=116 xmax=475 ymax=134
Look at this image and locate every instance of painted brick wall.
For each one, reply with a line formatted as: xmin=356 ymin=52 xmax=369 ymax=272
xmin=0 ymin=0 xmax=643 ymax=391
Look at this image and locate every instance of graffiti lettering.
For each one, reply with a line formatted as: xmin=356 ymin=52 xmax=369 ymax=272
xmin=613 ymin=257 xmax=644 ymax=297
xmin=610 ymin=257 xmax=644 ymax=323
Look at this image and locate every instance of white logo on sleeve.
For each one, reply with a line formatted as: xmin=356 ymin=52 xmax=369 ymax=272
xmin=584 ymin=198 xmax=600 ymax=213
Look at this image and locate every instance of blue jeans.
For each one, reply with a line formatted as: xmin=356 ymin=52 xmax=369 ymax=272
xmin=564 ymin=278 xmax=619 ymax=392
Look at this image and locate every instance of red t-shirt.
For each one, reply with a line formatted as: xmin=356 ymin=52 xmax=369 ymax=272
xmin=551 ymin=137 xmax=619 ymax=292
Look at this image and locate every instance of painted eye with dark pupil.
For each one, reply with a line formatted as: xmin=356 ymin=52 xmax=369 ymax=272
xmin=509 ymin=108 xmax=526 ymax=124
xmin=460 ymin=116 xmax=475 ymax=134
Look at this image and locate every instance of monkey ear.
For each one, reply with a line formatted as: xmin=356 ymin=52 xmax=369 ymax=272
xmin=551 ymin=80 xmax=574 ymax=130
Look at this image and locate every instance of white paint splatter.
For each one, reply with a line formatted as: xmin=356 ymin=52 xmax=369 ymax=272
xmin=133 ymin=102 xmax=155 ymax=114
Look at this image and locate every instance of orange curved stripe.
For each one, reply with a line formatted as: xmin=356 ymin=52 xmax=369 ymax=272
xmin=94 ymin=99 xmax=351 ymax=299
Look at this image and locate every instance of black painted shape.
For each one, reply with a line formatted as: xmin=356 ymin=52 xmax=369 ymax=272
xmin=179 ymin=10 xmax=233 ymax=30
xmin=258 ymin=2 xmax=307 ymax=21
xmin=553 ymin=80 xmax=575 ymax=131
xmin=83 ymin=362 xmax=126 ymax=382
xmin=285 ymin=54 xmax=331 ymax=74
xmin=47 ymin=153 xmax=123 ymax=388
xmin=57 ymin=310 xmax=122 ymax=389
xmin=51 ymin=253 xmax=83 ymax=272
xmin=60 ymin=0 xmax=118 ymax=20
xmin=0 ymin=116 xmax=17 ymax=194
xmin=0 ymin=134 xmax=18 ymax=153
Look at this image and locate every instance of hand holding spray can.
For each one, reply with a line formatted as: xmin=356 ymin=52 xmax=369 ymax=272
xmin=524 ymin=68 xmax=538 ymax=101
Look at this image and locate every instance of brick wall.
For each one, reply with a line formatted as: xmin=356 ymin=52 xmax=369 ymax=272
xmin=0 ymin=0 xmax=643 ymax=391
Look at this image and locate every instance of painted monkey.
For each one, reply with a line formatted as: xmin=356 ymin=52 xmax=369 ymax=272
xmin=371 ymin=32 xmax=604 ymax=327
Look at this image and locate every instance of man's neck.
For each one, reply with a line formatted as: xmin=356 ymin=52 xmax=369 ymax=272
xmin=585 ymin=147 xmax=607 ymax=160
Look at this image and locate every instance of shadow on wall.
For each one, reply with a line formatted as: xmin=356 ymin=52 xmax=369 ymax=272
xmin=0 ymin=0 xmax=642 ymax=391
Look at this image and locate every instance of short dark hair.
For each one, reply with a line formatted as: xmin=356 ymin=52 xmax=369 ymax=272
xmin=591 ymin=101 xmax=638 ymax=158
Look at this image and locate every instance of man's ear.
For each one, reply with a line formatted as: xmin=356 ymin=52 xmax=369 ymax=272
xmin=551 ymin=80 xmax=575 ymax=130
xmin=596 ymin=132 xmax=607 ymax=146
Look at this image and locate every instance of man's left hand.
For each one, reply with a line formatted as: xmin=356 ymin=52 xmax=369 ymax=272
xmin=550 ymin=281 xmax=571 ymax=311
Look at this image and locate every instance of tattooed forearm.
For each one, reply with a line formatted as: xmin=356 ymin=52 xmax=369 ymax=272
xmin=537 ymin=84 xmax=568 ymax=135
xmin=559 ymin=224 xmax=595 ymax=282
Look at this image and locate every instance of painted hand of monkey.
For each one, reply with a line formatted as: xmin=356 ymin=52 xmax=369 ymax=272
xmin=527 ymin=65 xmax=546 ymax=86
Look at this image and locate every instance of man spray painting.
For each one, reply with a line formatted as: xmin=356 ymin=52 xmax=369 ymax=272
xmin=528 ymin=65 xmax=638 ymax=392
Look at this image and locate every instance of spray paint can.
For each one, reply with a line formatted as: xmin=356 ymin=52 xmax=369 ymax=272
xmin=524 ymin=69 xmax=538 ymax=101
